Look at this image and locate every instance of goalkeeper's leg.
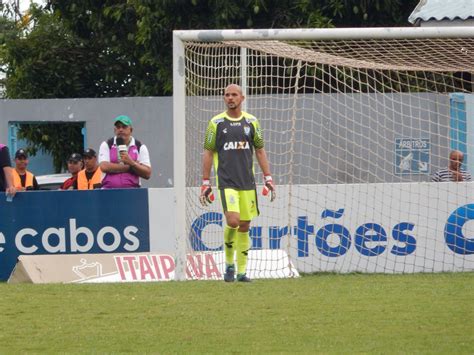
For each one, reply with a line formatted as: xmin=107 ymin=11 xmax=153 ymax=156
xmin=221 ymin=189 xmax=242 ymax=282
xmin=235 ymin=190 xmax=259 ymax=282
xmin=236 ymin=227 xmax=250 ymax=276
xmin=223 ymin=225 xmax=238 ymax=282
xmin=223 ymin=225 xmax=237 ymax=266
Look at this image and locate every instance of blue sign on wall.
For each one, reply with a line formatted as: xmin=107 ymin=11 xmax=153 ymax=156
xmin=0 ymin=189 xmax=150 ymax=281
xmin=395 ymin=138 xmax=430 ymax=175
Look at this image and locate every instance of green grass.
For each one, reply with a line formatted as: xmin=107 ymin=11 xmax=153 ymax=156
xmin=0 ymin=273 xmax=473 ymax=353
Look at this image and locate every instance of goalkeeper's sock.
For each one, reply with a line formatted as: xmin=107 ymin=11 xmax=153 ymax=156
xmin=224 ymin=225 xmax=238 ymax=266
xmin=236 ymin=231 xmax=250 ymax=275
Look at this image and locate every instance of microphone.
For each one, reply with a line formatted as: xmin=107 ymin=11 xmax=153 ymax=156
xmin=116 ymin=137 xmax=127 ymax=163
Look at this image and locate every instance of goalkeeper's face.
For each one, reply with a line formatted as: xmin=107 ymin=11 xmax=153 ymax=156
xmin=224 ymin=85 xmax=244 ymax=110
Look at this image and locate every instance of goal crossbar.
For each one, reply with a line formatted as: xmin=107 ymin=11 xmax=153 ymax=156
xmin=174 ymin=26 xmax=474 ymax=42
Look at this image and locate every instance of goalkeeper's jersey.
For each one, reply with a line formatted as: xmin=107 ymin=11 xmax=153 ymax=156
xmin=204 ymin=111 xmax=264 ymax=190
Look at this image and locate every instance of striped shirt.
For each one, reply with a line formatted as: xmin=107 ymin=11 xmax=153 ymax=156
xmin=431 ymin=168 xmax=472 ymax=182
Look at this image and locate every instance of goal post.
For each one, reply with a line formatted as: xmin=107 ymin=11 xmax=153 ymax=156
xmin=173 ymin=27 xmax=474 ymax=280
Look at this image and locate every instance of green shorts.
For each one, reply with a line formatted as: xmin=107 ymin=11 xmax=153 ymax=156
xmin=219 ymin=188 xmax=259 ymax=221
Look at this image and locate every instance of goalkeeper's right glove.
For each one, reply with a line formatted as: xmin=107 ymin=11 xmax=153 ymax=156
xmin=200 ymin=179 xmax=215 ymax=206
xmin=262 ymin=174 xmax=276 ymax=202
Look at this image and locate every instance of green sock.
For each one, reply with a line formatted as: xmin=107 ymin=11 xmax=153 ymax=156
xmin=224 ymin=225 xmax=238 ymax=266
xmin=236 ymin=231 xmax=250 ymax=275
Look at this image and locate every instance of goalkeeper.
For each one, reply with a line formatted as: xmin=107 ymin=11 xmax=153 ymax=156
xmin=200 ymin=84 xmax=275 ymax=282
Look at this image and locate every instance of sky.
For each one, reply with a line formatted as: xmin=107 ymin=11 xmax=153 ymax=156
xmin=19 ymin=0 xmax=46 ymax=13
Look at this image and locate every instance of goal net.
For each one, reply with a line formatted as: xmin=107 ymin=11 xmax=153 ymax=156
xmin=173 ymin=27 xmax=474 ymax=280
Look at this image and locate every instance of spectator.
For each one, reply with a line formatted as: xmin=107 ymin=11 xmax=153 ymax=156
xmin=12 ymin=149 xmax=39 ymax=191
xmin=0 ymin=143 xmax=16 ymax=197
xmin=432 ymin=150 xmax=472 ymax=182
xmin=77 ymin=148 xmax=102 ymax=190
xmin=99 ymin=115 xmax=152 ymax=188
xmin=60 ymin=153 xmax=83 ymax=190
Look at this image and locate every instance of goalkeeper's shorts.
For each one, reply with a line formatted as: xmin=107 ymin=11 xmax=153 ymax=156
xmin=219 ymin=188 xmax=259 ymax=221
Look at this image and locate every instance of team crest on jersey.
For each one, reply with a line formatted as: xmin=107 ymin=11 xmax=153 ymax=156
xmin=244 ymin=126 xmax=250 ymax=136
xmin=223 ymin=141 xmax=250 ymax=150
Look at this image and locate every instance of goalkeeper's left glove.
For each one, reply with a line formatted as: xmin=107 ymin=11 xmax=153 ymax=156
xmin=262 ymin=174 xmax=276 ymax=202
xmin=200 ymin=179 xmax=215 ymax=206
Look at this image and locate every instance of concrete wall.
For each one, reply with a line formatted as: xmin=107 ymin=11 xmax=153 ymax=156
xmin=185 ymin=93 xmax=452 ymax=185
xmin=0 ymin=97 xmax=173 ymax=188
xmin=0 ymin=93 xmax=456 ymax=187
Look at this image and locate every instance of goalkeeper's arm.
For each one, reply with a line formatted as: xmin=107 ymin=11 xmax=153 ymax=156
xmin=202 ymin=149 xmax=213 ymax=182
xmin=255 ymin=147 xmax=271 ymax=179
xmin=255 ymin=147 xmax=276 ymax=201
xmin=200 ymin=149 xmax=215 ymax=206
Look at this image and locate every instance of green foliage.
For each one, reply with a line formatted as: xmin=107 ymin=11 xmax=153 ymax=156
xmin=0 ymin=0 xmax=422 ymax=168
xmin=0 ymin=273 xmax=473 ymax=352
xmin=3 ymin=9 xmax=126 ymax=99
xmin=0 ymin=3 xmax=20 ymax=97
xmin=2 ymin=0 xmax=420 ymax=99
xmin=43 ymin=0 xmax=418 ymax=97
xmin=17 ymin=123 xmax=84 ymax=172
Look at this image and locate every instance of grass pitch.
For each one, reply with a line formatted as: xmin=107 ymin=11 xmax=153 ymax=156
xmin=0 ymin=273 xmax=473 ymax=353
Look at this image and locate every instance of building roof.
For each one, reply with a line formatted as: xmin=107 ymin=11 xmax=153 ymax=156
xmin=409 ymin=0 xmax=474 ymax=24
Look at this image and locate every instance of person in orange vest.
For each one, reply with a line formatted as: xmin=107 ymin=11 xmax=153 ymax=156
xmin=13 ymin=149 xmax=39 ymax=191
xmin=77 ymin=148 xmax=102 ymax=190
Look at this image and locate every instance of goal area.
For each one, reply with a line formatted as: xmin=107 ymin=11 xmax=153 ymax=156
xmin=173 ymin=27 xmax=474 ymax=280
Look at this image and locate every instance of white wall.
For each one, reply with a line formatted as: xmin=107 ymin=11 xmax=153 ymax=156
xmin=149 ymin=182 xmax=474 ymax=273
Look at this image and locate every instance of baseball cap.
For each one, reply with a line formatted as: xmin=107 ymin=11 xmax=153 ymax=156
xmin=68 ymin=153 xmax=83 ymax=163
xmin=83 ymin=148 xmax=97 ymax=158
xmin=15 ymin=149 xmax=28 ymax=159
xmin=114 ymin=115 xmax=133 ymax=127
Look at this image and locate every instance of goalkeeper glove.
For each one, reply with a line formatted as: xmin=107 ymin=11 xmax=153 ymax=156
xmin=262 ymin=174 xmax=276 ymax=202
xmin=200 ymin=179 xmax=215 ymax=206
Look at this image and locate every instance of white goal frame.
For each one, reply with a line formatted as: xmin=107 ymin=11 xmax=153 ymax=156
xmin=172 ymin=27 xmax=474 ymax=280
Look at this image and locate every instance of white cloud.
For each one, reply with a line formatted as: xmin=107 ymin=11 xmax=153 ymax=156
xmin=19 ymin=0 xmax=46 ymax=13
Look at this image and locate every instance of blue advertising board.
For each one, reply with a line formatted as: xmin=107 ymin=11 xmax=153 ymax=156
xmin=0 ymin=189 xmax=150 ymax=281
xmin=395 ymin=138 xmax=430 ymax=175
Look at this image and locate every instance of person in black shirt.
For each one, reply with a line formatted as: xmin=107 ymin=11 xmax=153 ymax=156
xmin=0 ymin=144 xmax=17 ymax=197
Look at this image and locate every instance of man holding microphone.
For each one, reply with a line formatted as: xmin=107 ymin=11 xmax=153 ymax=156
xmin=98 ymin=115 xmax=152 ymax=188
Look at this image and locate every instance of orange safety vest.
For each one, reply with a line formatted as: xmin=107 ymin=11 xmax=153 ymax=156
xmin=12 ymin=170 xmax=34 ymax=189
xmin=77 ymin=167 xmax=102 ymax=190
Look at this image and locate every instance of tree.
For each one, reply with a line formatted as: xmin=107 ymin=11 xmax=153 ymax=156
xmin=17 ymin=122 xmax=84 ymax=173
xmin=2 ymin=8 xmax=126 ymax=98
xmin=45 ymin=0 xmax=336 ymax=96
xmin=328 ymin=0 xmax=420 ymax=27
xmin=4 ymin=0 xmax=420 ymax=98
xmin=1 ymin=0 xmax=420 ymax=171
xmin=1 ymin=3 xmax=86 ymax=171
xmin=0 ymin=1 xmax=21 ymax=97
